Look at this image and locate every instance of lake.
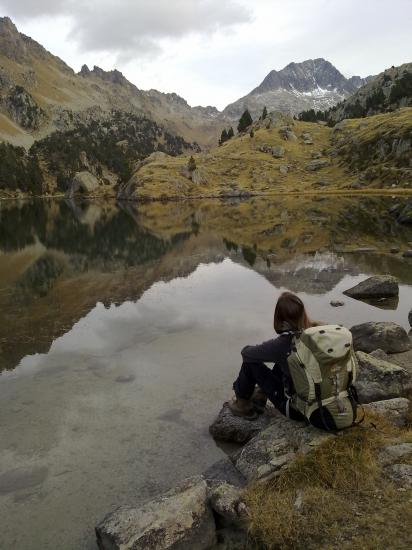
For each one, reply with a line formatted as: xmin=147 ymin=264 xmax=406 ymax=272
xmin=0 ymin=196 xmax=412 ymax=549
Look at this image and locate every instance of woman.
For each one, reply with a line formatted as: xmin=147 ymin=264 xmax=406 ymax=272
xmin=229 ymin=291 xmax=323 ymax=426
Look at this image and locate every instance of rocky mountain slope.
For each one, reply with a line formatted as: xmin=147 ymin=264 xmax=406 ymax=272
xmin=223 ymin=58 xmax=373 ymax=120
xmin=327 ymin=62 xmax=412 ymax=122
xmin=115 ymin=108 xmax=412 ymax=202
xmin=0 ymin=17 xmax=223 ymax=149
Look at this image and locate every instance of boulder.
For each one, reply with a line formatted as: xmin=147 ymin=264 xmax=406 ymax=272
xmin=311 ymin=151 xmax=323 ymax=159
xmin=279 ymin=165 xmax=289 ymax=175
xmin=380 ymin=443 xmax=412 ymax=464
xmin=363 ymin=397 xmax=410 ymax=427
xmin=343 ymin=275 xmax=399 ymax=298
xmin=330 ymin=300 xmax=344 ymax=307
xmin=355 ymin=351 xmax=412 ymax=403
xmin=207 ymin=482 xmax=248 ymax=526
xmin=403 ymin=250 xmax=412 ymax=258
xmin=209 ymin=402 xmax=273 ymax=444
xmin=285 ymin=130 xmax=297 ymax=141
xmin=305 ymin=159 xmax=330 ymax=171
xmin=271 ymin=145 xmax=285 ymax=158
xmin=409 ymin=309 xmax=412 ymax=328
xmin=384 ymin=464 xmax=412 ymax=487
xmin=279 ymin=127 xmax=297 ymax=141
xmin=232 ymin=414 xmax=331 ymax=482
xmin=350 ymin=322 xmax=411 ymax=353
xmin=95 ymin=476 xmax=216 ymax=550
xmin=203 ymin=457 xmax=246 ymax=488
xmin=67 ymin=171 xmax=100 ymax=198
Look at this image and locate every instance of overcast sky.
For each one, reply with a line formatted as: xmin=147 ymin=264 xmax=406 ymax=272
xmin=1 ymin=0 xmax=411 ymax=109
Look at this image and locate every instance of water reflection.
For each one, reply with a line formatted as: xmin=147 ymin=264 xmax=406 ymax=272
xmin=0 ymin=196 xmax=412 ymax=372
xmin=0 ymin=196 xmax=412 ymax=550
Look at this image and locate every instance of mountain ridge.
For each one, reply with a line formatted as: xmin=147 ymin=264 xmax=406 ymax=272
xmin=222 ymin=58 xmax=374 ymax=120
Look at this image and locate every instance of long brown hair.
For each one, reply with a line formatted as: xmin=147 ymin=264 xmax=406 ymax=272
xmin=273 ymin=291 xmax=315 ymax=333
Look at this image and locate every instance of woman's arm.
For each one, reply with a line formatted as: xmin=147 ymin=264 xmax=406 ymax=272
xmin=241 ymin=334 xmax=291 ymax=363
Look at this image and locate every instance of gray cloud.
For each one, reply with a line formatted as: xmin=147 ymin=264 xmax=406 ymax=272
xmin=0 ymin=0 xmax=251 ymax=58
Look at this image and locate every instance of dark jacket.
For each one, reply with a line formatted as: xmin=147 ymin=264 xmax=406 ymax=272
xmin=241 ymin=332 xmax=294 ymax=378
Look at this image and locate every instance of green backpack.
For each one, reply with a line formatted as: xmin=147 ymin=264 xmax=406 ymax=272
xmin=287 ymin=324 xmax=358 ymax=430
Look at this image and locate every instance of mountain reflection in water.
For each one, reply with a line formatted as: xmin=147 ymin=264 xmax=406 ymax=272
xmin=0 ymin=196 xmax=412 ymax=550
xmin=0 ymin=195 xmax=412 ymax=373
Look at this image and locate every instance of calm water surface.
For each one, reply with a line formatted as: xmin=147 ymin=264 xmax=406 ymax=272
xmin=0 ymin=196 xmax=412 ymax=549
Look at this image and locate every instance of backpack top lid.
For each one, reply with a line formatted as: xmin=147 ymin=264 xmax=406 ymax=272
xmin=295 ymin=324 xmax=353 ymax=374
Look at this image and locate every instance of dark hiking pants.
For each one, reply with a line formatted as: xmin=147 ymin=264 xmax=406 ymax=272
xmin=233 ymin=361 xmax=304 ymax=421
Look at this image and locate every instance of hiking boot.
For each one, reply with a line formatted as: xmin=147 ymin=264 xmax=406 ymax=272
xmin=228 ymin=398 xmax=258 ymax=420
xmin=252 ymin=387 xmax=268 ymax=414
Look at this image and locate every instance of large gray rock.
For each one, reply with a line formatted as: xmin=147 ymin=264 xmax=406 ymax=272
xmin=207 ymin=482 xmax=248 ymax=526
xmin=209 ymin=403 xmax=273 ymax=444
xmin=385 ymin=464 xmax=412 ymax=487
xmin=351 ymin=322 xmax=411 ymax=353
xmin=305 ymin=159 xmax=330 ymax=171
xmin=343 ymin=275 xmax=399 ymax=298
xmin=271 ymin=145 xmax=285 ymax=158
xmin=355 ymin=351 xmax=412 ymax=403
xmin=95 ymin=476 xmax=216 ymax=550
xmin=203 ymin=457 xmax=246 ymax=488
xmin=67 ymin=171 xmax=100 ymax=198
xmin=363 ymin=397 xmax=410 ymax=427
xmin=232 ymin=414 xmax=331 ymax=482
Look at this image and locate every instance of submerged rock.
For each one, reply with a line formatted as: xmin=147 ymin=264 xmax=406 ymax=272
xmin=355 ymin=351 xmax=412 ymax=403
xmin=95 ymin=476 xmax=216 ymax=550
xmin=209 ymin=402 xmax=273 ymax=444
xmin=343 ymin=275 xmax=399 ymax=298
xmin=350 ymin=322 xmax=411 ymax=353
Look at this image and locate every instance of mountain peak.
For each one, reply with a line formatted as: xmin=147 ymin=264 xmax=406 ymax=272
xmin=0 ymin=16 xmax=18 ymax=34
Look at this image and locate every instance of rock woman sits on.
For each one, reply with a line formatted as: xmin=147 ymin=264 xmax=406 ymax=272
xmin=229 ymin=291 xmax=358 ymax=431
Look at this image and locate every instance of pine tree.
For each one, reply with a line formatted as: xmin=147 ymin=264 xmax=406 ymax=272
xmin=227 ymin=127 xmax=234 ymax=139
xmin=249 ymin=129 xmax=254 ymax=138
xmin=188 ymin=155 xmax=196 ymax=172
xmin=237 ymin=109 xmax=253 ymax=133
xmin=219 ymin=128 xmax=228 ymax=145
xmin=261 ymin=106 xmax=268 ymax=120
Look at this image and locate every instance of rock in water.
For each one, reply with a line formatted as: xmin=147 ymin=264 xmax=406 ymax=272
xmin=350 ymin=322 xmax=411 ymax=353
xmin=95 ymin=476 xmax=216 ymax=550
xmin=343 ymin=275 xmax=399 ymax=298
xmin=355 ymin=351 xmax=412 ymax=403
xmin=209 ymin=402 xmax=273 ymax=444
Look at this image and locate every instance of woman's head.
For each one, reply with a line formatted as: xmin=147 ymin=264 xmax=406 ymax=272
xmin=273 ymin=291 xmax=312 ymax=333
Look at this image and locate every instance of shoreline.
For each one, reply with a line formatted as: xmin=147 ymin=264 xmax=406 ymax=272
xmin=1 ymin=187 xmax=412 ymax=204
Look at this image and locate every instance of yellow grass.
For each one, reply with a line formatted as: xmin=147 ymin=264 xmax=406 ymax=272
xmin=244 ymin=410 xmax=412 ymax=550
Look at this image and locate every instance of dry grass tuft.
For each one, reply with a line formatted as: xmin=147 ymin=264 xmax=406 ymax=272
xmin=245 ymin=413 xmax=412 ymax=550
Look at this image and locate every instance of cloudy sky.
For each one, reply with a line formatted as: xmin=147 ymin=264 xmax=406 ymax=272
xmin=1 ymin=0 xmax=411 ymax=109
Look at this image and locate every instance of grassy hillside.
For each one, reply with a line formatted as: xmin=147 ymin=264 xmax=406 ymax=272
xmin=119 ymin=108 xmax=412 ymax=201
